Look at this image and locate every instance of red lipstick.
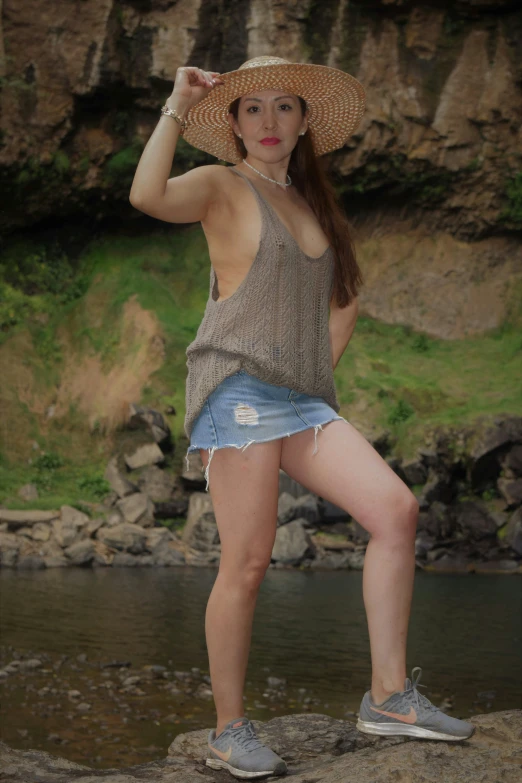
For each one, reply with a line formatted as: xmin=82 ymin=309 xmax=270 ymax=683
xmin=260 ymin=137 xmax=281 ymax=145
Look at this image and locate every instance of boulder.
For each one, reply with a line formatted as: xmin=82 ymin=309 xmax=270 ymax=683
xmin=0 ymin=509 xmax=60 ymax=529
xmin=504 ymin=507 xmax=522 ymax=556
xmin=63 ymin=539 xmax=96 ymax=566
xmin=271 ymin=519 xmax=315 ymax=565
xmin=134 ymin=464 xmax=176 ymax=503
xmin=116 ymin=492 xmax=155 ymax=527
xmin=497 ymin=477 xmax=522 ymax=508
xmin=96 ymin=523 xmax=147 ymax=554
xmin=1 ymin=710 xmax=520 ymax=782
xmin=104 ymin=455 xmax=138 ymax=498
xmin=124 ymin=443 xmax=165 ymax=471
xmin=453 ymin=500 xmax=498 ymax=540
xmin=127 ymin=404 xmax=171 ymax=445
xmin=182 ymin=493 xmax=216 ymax=552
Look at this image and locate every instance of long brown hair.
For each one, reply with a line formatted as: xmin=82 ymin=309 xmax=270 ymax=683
xmin=228 ymin=95 xmax=363 ymax=308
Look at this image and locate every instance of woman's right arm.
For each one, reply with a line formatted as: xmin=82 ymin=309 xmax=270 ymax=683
xmin=129 ymin=66 xmax=224 ymax=224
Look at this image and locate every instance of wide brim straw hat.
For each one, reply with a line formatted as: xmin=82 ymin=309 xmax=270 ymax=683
xmin=183 ymin=55 xmax=366 ymax=164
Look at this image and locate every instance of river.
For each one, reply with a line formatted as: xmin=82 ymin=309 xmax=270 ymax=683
xmin=0 ymin=567 xmax=520 ymax=769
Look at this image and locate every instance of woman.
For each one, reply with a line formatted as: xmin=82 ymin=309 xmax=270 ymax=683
xmin=130 ymin=56 xmax=474 ymax=780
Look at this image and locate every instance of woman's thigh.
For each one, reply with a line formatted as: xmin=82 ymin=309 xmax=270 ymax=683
xmin=200 ymin=439 xmax=283 ymax=569
xmin=280 ymin=420 xmax=418 ymax=536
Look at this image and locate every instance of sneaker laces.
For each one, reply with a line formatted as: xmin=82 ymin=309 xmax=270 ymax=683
xmin=229 ymin=721 xmax=265 ymax=753
xmin=407 ymin=666 xmax=438 ymax=713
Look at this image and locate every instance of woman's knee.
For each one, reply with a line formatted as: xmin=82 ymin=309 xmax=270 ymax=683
xmin=219 ymin=553 xmax=272 ymax=590
xmin=365 ymin=489 xmax=419 ymax=541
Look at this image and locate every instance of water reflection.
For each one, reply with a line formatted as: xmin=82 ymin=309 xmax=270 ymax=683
xmin=1 ymin=567 xmax=521 ymax=715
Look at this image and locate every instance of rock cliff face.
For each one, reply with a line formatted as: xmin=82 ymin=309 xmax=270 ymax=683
xmin=1 ymin=0 xmax=521 ymax=334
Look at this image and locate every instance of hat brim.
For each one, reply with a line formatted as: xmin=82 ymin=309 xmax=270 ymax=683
xmin=183 ymin=62 xmax=366 ymax=164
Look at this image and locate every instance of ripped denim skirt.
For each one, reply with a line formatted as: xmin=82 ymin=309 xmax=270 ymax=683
xmin=184 ymin=369 xmax=348 ymax=492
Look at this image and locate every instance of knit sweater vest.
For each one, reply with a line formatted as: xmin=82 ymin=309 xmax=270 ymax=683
xmin=183 ymin=166 xmax=340 ymax=440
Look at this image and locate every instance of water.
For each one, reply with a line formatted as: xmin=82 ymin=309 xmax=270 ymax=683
xmin=0 ymin=567 xmax=520 ymax=768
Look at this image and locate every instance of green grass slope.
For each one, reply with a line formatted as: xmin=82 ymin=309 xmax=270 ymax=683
xmin=0 ymin=226 xmax=520 ymax=508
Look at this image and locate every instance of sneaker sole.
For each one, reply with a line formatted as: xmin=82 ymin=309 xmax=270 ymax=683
xmin=356 ymin=719 xmax=474 ymax=741
xmin=206 ymin=757 xmax=288 ymax=779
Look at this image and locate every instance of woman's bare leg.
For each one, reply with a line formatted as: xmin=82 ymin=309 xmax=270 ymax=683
xmin=280 ymin=420 xmax=418 ymax=705
xmin=200 ymin=439 xmax=282 ymax=736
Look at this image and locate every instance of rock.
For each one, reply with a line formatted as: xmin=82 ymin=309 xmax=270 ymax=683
xmin=85 ymin=516 xmax=105 ymax=537
xmin=106 ymin=510 xmax=124 ymax=527
xmin=112 ymin=552 xmax=155 ymax=567
xmin=96 ymin=523 xmax=147 ymax=554
xmin=472 ymin=560 xmax=520 ymax=574
xmin=385 ymin=456 xmax=408 ymax=483
xmin=104 ymin=455 xmax=138 ymax=498
xmin=271 ymin=519 xmax=315 ymax=565
xmin=184 ymin=511 xmax=220 ymax=553
xmin=0 ymin=533 xmax=21 ymax=567
xmin=310 ymin=532 xmax=355 ymax=551
xmin=182 ymin=493 xmax=217 ymax=551
xmin=417 ymin=467 xmax=455 ymax=507
xmin=504 ymin=507 xmax=522 ymax=556
xmin=417 ymin=501 xmax=454 ymax=539
xmin=124 ymin=443 xmax=165 ymax=471
xmin=51 ymin=506 xmax=90 ymax=549
xmin=63 ymin=539 xmax=96 ymax=566
xmin=127 ymin=404 xmax=171 ymax=445
xmin=424 ymin=555 xmax=472 ymax=573
xmin=346 ymin=520 xmax=371 ymax=544
xmin=277 ymin=492 xmax=320 ymax=528
xmin=319 ymin=497 xmax=351 ymax=522
xmin=17 ymin=658 xmax=43 ymax=670
xmin=497 ymin=477 xmax=522 ymax=508
xmin=278 ymin=469 xmax=314 ymax=498
xmin=469 ymin=415 xmax=522 ymax=492
xmin=17 ymin=483 xmax=38 ymax=501
xmin=309 ymin=551 xmax=353 ymax=570
xmin=180 ymin=450 xmax=206 ymax=486
xmin=401 ymin=457 xmax=428 ymax=486
xmin=16 ymin=555 xmax=46 ymax=569
xmin=116 ymin=492 xmax=155 ymax=527
xmin=40 ymin=536 xmax=68 ymax=568
xmin=28 ymin=522 xmax=51 ymax=541
xmin=292 ymin=495 xmax=321 ymax=526
xmin=92 ymin=539 xmax=115 ymax=567
xmin=501 ymin=443 xmax=522 ymax=477
xmin=154 ymin=498 xmax=189 ymax=520
xmin=1 ymin=710 xmax=520 ymax=780
xmin=415 ymin=534 xmax=436 ymax=557
xmin=193 ymin=682 xmax=213 ymax=699
xmin=0 ymin=509 xmax=60 ymax=529
xmin=145 ymin=528 xmax=185 ymax=566
xmin=454 ymin=500 xmax=498 ymax=540
xmin=134 ymin=464 xmax=176 ymax=503
xmin=277 ymin=491 xmax=298 ymax=526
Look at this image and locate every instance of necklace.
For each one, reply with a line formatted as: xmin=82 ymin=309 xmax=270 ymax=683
xmin=242 ymin=158 xmax=292 ymax=188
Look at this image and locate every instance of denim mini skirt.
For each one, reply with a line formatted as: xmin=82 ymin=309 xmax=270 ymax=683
xmin=185 ymin=369 xmax=348 ymax=492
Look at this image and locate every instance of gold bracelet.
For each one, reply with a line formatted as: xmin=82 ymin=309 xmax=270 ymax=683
xmin=160 ymin=104 xmax=188 ymax=135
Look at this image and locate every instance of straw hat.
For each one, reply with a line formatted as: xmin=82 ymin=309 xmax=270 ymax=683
xmin=182 ymin=55 xmax=366 ymax=164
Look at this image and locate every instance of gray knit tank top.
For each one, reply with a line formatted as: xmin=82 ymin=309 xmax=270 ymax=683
xmin=184 ymin=167 xmax=340 ymax=440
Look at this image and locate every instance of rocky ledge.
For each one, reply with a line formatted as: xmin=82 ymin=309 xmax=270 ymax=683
xmin=1 ymin=709 xmax=521 ymax=782
xmin=2 ymin=412 xmax=522 ymax=574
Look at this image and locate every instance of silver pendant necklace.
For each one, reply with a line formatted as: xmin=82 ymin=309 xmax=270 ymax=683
xmin=242 ymin=158 xmax=291 ymax=188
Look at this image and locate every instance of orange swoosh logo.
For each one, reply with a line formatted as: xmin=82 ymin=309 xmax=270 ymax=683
xmin=369 ymin=705 xmax=418 ymax=724
xmin=209 ymin=743 xmax=233 ymax=761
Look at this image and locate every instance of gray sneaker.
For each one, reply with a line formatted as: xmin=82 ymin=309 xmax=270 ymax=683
xmin=356 ymin=666 xmax=475 ymax=741
xmin=206 ymin=716 xmax=288 ymax=779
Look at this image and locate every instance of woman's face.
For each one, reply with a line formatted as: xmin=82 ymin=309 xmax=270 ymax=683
xmin=229 ymin=89 xmax=308 ymax=158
